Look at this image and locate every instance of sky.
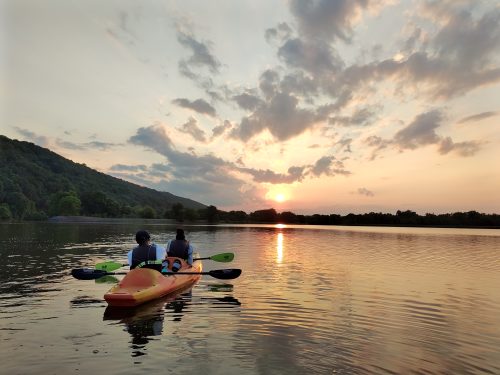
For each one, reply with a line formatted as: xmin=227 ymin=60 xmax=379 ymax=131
xmin=1 ymin=0 xmax=499 ymax=215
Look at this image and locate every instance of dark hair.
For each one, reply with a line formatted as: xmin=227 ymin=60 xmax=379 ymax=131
xmin=135 ymin=230 xmax=150 ymax=245
xmin=176 ymin=228 xmax=185 ymax=240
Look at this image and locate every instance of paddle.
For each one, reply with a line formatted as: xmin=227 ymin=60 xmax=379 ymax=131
xmin=71 ymin=268 xmax=242 ymax=281
xmin=95 ymin=252 xmax=235 ymax=271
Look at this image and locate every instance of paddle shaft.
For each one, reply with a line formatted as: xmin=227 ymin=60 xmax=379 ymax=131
xmin=72 ymin=267 xmax=241 ymax=280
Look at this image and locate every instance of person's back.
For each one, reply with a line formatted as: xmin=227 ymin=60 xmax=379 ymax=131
xmin=128 ymin=230 xmax=166 ymax=272
xmin=166 ymin=229 xmax=194 ymax=267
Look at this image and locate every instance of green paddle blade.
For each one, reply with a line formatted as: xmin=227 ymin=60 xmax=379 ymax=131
xmin=209 ymin=252 xmax=234 ymax=262
xmin=95 ymin=275 xmax=120 ymax=284
xmin=95 ymin=261 xmax=124 ymax=271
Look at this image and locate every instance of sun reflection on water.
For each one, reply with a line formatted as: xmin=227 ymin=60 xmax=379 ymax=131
xmin=276 ymin=232 xmax=284 ymax=263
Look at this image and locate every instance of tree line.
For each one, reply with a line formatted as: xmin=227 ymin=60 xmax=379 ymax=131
xmin=215 ymin=208 xmax=500 ymax=228
xmin=1 ymin=188 xmax=498 ymax=228
xmin=0 ymin=188 xmax=214 ymax=221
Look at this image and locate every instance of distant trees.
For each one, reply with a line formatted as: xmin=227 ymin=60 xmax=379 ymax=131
xmin=205 ymin=205 xmax=219 ymax=223
xmin=81 ymin=191 xmax=121 ymax=217
xmin=3 ymin=191 xmax=37 ymax=219
xmin=49 ymin=191 xmax=81 ymax=216
xmin=249 ymin=208 xmax=278 ymax=223
xmin=168 ymin=203 xmax=185 ymax=222
xmin=139 ymin=205 xmax=156 ymax=219
xmin=211 ymin=208 xmax=500 ymax=228
xmin=184 ymin=208 xmax=199 ymax=221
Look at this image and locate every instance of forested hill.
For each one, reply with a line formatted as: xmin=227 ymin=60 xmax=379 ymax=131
xmin=0 ymin=135 xmax=206 ymax=220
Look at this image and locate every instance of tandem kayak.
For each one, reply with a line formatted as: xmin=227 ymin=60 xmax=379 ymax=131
xmin=104 ymin=256 xmax=202 ymax=307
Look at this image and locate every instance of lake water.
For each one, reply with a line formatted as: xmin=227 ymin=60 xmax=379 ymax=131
xmin=0 ymin=222 xmax=499 ymax=374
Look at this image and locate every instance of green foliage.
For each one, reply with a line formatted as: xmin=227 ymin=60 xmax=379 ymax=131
xmin=205 ymin=205 xmax=219 ymax=223
xmin=184 ymin=208 xmax=199 ymax=221
xmin=49 ymin=191 xmax=81 ymax=216
xmin=0 ymin=203 xmax=12 ymax=220
xmin=225 ymin=210 xmax=248 ymax=222
xmin=249 ymin=208 xmax=278 ymax=223
xmin=279 ymin=211 xmax=298 ymax=223
xmin=170 ymin=202 xmax=184 ymax=222
xmin=81 ymin=191 xmax=121 ymax=217
xmin=24 ymin=210 xmax=48 ymax=221
xmin=3 ymin=191 xmax=34 ymax=219
xmin=0 ymin=135 xmax=206 ymax=220
xmin=139 ymin=205 xmax=156 ymax=219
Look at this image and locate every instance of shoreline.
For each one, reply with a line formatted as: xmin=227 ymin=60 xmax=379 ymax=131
xmin=38 ymin=216 xmax=500 ymax=229
xmin=47 ymin=216 xmax=179 ymax=224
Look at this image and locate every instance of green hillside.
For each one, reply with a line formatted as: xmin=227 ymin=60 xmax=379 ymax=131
xmin=0 ymin=135 xmax=206 ymax=220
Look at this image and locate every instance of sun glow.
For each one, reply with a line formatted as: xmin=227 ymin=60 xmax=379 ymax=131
xmin=265 ymin=185 xmax=292 ymax=204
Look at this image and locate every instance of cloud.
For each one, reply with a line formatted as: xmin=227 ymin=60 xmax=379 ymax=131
xmin=238 ymin=155 xmax=351 ymax=184
xmin=110 ymin=164 xmax=148 ymax=172
xmin=337 ymin=138 xmax=353 ymax=153
xmin=238 ymin=166 xmax=307 ymax=184
xmin=259 ymin=69 xmax=281 ymax=99
xmin=58 ymin=140 xmax=118 ymax=151
xmin=356 ymin=187 xmax=374 ymax=197
xmin=13 ymin=127 xmax=50 ymax=147
xmin=55 ymin=139 xmax=87 ymax=151
xmin=211 ymin=120 xmax=232 ymax=138
xmin=86 ymin=141 xmax=115 ymax=150
xmin=394 ymin=110 xmax=443 ymax=150
xmin=177 ymin=30 xmax=221 ymax=74
xmin=150 ymin=163 xmax=172 ymax=173
xmin=289 ymin=0 xmax=387 ymax=43
xmin=265 ymin=23 xmax=293 ymax=43
xmin=438 ymin=137 xmax=483 ymax=157
xmin=457 ymin=111 xmax=498 ymax=124
xmin=364 ymin=135 xmax=392 ymax=160
xmin=309 ymin=156 xmax=351 ymax=177
xmin=176 ymin=117 xmax=207 ymax=142
xmin=279 ymin=71 xmax=319 ymax=98
xmin=329 ymin=106 xmax=378 ymax=127
xmin=232 ymin=92 xmax=263 ymax=111
xmin=172 ymin=98 xmax=217 ymax=117
xmin=278 ymin=38 xmax=343 ymax=76
xmin=230 ymin=91 xmax=325 ymax=141
xmin=328 ymin=4 xmax=500 ymax=100
xmin=365 ymin=109 xmax=483 ymax=158
xmin=13 ymin=127 xmax=118 ymax=151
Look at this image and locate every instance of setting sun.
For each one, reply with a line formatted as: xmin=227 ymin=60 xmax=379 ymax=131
xmin=265 ymin=185 xmax=291 ymax=204
xmin=275 ymin=193 xmax=285 ymax=202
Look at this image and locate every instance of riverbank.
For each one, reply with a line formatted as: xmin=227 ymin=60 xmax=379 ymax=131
xmin=47 ymin=216 xmax=179 ymax=224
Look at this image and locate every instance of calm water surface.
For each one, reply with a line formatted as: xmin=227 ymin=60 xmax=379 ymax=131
xmin=0 ymin=222 xmax=499 ymax=374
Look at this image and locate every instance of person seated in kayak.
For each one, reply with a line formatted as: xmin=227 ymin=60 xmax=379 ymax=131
xmin=163 ymin=228 xmax=194 ymax=272
xmin=128 ymin=230 xmax=166 ymax=272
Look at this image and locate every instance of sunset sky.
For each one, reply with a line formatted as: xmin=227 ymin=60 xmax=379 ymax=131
xmin=2 ymin=0 xmax=499 ymax=214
